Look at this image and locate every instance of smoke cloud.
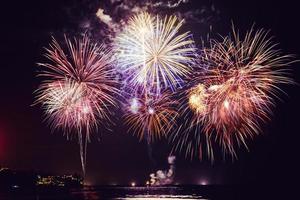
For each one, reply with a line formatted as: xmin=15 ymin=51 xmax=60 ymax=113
xmin=147 ymin=156 xmax=176 ymax=186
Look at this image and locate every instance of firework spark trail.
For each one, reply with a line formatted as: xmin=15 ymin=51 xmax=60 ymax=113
xmin=35 ymin=35 xmax=118 ymax=176
xmin=124 ymin=92 xmax=178 ymax=143
xmin=115 ymin=12 xmax=196 ymax=95
xmin=171 ymin=27 xmax=294 ymax=160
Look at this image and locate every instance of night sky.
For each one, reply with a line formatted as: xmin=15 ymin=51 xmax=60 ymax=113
xmin=1 ymin=0 xmax=300 ymax=186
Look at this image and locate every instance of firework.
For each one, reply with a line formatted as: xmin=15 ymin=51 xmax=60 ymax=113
xmin=124 ymin=92 xmax=178 ymax=142
xmin=171 ymin=27 xmax=294 ymax=159
xmin=115 ymin=12 xmax=196 ymax=94
xmin=36 ymin=35 xmax=118 ymax=175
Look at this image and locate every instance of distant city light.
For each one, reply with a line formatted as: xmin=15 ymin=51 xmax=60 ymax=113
xmin=198 ymin=179 xmax=208 ymax=185
xmin=131 ymin=182 xmax=136 ymax=187
xmin=200 ymin=181 xmax=207 ymax=185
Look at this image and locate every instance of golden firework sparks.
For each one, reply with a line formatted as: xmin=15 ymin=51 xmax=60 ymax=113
xmin=171 ymin=27 xmax=295 ymax=159
xmin=124 ymin=92 xmax=178 ymax=142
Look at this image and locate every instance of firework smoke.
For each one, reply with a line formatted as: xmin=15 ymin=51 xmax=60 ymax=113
xmin=147 ymin=155 xmax=176 ymax=186
xmin=91 ymin=0 xmax=219 ymax=41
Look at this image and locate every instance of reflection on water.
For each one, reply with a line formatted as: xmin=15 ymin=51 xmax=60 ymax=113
xmin=2 ymin=185 xmax=243 ymax=199
xmin=116 ymin=194 xmax=207 ymax=200
xmin=71 ymin=186 xmax=209 ymax=200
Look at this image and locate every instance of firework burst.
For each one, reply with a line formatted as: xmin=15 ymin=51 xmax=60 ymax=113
xmin=171 ymin=27 xmax=294 ymax=159
xmin=124 ymin=92 xmax=178 ymax=142
xmin=115 ymin=12 xmax=196 ymax=94
xmin=36 ymin=35 xmax=118 ymax=175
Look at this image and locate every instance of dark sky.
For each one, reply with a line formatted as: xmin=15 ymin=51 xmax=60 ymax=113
xmin=0 ymin=0 xmax=300 ymax=186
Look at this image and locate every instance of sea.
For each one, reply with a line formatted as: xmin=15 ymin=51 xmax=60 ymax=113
xmin=0 ymin=185 xmax=285 ymax=199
